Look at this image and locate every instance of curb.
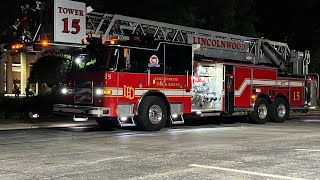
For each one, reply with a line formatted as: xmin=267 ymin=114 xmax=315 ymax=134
xmin=0 ymin=117 xmax=97 ymax=131
xmin=0 ymin=123 xmax=40 ymax=131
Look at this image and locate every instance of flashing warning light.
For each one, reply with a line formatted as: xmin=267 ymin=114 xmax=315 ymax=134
xmin=103 ymin=89 xmax=112 ymax=95
xmin=41 ymin=40 xmax=49 ymax=46
xmin=103 ymin=109 xmax=110 ymax=114
xmin=251 ymin=95 xmax=257 ymax=100
xmin=308 ymin=76 xmax=312 ymax=82
xmin=124 ymin=48 xmax=128 ymax=57
xmin=12 ymin=44 xmax=24 ymax=49
xmin=110 ymin=40 xmax=116 ymax=45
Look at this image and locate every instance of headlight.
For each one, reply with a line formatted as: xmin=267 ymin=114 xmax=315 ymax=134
xmin=95 ymin=88 xmax=112 ymax=96
xmin=75 ymin=57 xmax=82 ymax=64
xmin=61 ymin=87 xmax=68 ymax=94
xmin=95 ymin=88 xmax=103 ymax=95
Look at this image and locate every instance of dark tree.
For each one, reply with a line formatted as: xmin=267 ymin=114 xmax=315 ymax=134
xmin=28 ymin=55 xmax=71 ymax=87
xmin=255 ymin=0 xmax=320 ymax=73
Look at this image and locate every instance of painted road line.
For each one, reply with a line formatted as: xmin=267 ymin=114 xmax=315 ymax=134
xmin=189 ymin=164 xmax=308 ymax=180
xmin=295 ymin=149 xmax=320 ymax=152
xmin=301 ymin=120 xmax=320 ymax=123
xmin=48 ymin=156 xmax=132 ymax=169
xmin=87 ymin=156 xmax=131 ymax=164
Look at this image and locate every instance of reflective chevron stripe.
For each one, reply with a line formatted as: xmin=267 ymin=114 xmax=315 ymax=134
xmin=235 ymin=79 xmax=304 ymax=96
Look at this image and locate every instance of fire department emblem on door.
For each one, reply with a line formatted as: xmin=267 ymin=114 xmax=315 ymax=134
xmin=124 ymin=85 xmax=135 ymax=99
xmin=148 ymin=55 xmax=160 ymax=67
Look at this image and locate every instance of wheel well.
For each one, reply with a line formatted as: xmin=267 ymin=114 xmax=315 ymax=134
xmin=275 ymin=93 xmax=289 ymax=103
xmin=136 ymin=90 xmax=171 ymax=115
xmin=257 ymin=93 xmax=272 ymax=104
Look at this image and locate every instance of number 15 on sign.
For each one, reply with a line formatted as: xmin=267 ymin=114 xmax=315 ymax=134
xmin=62 ymin=18 xmax=80 ymax=34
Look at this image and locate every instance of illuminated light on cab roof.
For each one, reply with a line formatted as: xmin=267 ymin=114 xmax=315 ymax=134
xmin=12 ymin=44 xmax=24 ymax=49
xmin=41 ymin=40 xmax=49 ymax=46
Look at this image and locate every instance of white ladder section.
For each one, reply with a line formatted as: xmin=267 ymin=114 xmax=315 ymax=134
xmin=86 ymin=12 xmax=291 ymax=65
xmin=86 ymin=12 xmax=251 ymax=43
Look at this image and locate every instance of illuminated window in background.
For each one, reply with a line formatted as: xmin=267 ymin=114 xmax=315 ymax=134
xmin=8 ymin=63 xmax=32 ymax=72
xmin=6 ymin=63 xmax=22 ymax=72
xmin=12 ymin=66 xmax=21 ymax=72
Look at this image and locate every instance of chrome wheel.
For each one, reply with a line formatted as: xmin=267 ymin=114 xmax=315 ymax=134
xmin=149 ymin=105 xmax=163 ymax=124
xmin=258 ymin=104 xmax=267 ymax=119
xmin=277 ymin=104 xmax=286 ymax=118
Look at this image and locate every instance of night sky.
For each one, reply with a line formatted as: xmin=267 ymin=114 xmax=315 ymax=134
xmin=1 ymin=0 xmax=320 ymax=55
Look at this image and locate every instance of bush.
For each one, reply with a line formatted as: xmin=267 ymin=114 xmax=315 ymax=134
xmin=27 ymin=92 xmax=65 ymax=117
xmin=0 ymin=92 xmax=65 ymax=118
xmin=0 ymin=97 xmax=24 ymax=118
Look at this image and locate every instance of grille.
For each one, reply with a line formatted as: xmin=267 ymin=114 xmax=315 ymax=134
xmin=74 ymin=80 xmax=93 ymax=104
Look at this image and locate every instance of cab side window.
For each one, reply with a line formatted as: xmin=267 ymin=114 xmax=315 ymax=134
xmin=121 ymin=46 xmax=164 ymax=74
xmin=165 ymin=44 xmax=192 ymax=75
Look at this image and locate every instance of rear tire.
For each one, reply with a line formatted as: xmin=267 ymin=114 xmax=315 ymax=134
xmin=136 ymin=96 xmax=167 ymax=131
xmin=249 ymin=98 xmax=270 ymax=124
xmin=270 ymin=98 xmax=289 ymax=123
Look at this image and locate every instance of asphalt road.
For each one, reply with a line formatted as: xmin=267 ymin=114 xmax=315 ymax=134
xmin=1 ymin=112 xmax=320 ymax=180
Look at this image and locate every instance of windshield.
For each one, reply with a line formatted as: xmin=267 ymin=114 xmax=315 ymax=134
xmin=71 ymin=46 xmax=119 ymax=72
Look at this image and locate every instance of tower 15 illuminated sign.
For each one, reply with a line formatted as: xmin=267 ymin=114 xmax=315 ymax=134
xmin=54 ymin=0 xmax=86 ymax=44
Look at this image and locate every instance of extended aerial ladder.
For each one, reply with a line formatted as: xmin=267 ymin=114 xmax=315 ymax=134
xmin=85 ymin=12 xmax=310 ymax=75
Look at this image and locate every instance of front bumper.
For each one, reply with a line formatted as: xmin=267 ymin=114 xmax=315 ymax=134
xmin=53 ymin=104 xmax=110 ymax=117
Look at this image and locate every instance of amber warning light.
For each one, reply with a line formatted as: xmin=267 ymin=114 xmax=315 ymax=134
xmin=41 ymin=40 xmax=49 ymax=46
xmin=12 ymin=44 xmax=24 ymax=50
xmin=251 ymin=94 xmax=257 ymax=100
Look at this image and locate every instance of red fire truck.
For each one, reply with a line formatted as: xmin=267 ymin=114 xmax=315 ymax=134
xmin=53 ymin=11 xmax=319 ymax=131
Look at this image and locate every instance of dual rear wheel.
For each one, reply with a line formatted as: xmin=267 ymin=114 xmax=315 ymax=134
xmin=250 ymin=97 xmax=289 ymax=124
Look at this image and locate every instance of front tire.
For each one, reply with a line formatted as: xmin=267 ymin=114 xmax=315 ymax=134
xmin=136 ymin=96 xmax=167 ymax=131
xmin=270 ymin=98 xmax=289 ymax=123
xmin=249 ymin=98 xmax=270 ymax=124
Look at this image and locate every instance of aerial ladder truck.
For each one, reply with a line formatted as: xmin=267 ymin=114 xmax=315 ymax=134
xmin=18 ymin=0 xmax=317 ymax=131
